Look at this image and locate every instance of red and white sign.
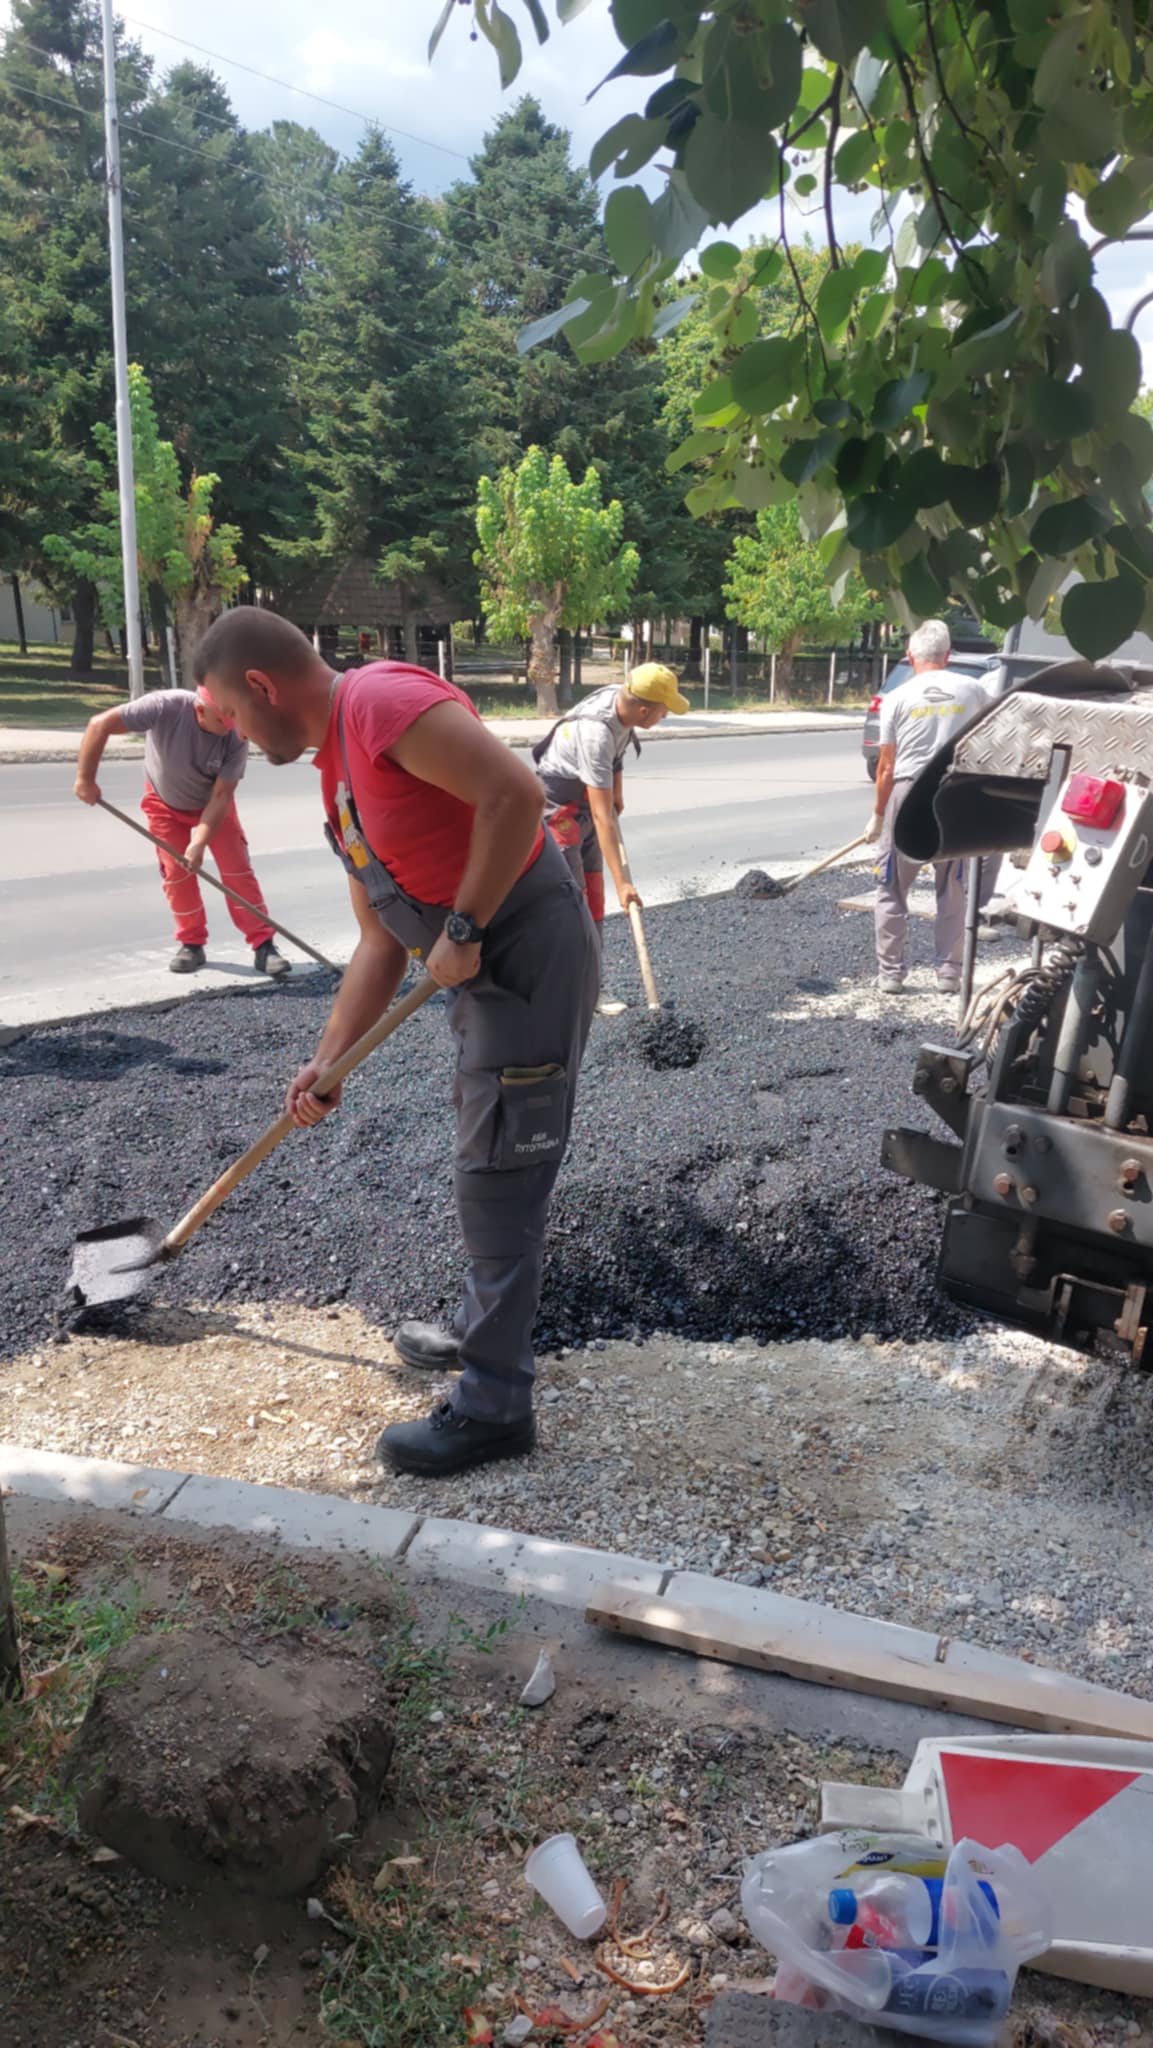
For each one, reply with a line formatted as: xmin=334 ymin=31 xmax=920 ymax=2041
xmin=905 ymin=1736 xmax=1153 ymax=1996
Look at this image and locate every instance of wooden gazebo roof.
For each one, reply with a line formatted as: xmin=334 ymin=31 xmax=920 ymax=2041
xmin=284 ymin=556 xmax=459 ymax=628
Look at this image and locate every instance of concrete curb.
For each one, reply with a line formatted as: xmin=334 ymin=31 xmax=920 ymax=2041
xmin=0 ymin=1442 xmax=1136 ymax=1720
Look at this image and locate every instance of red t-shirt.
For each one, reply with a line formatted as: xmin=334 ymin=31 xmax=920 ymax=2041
xmin=315 ymin=662 xmax=542 ymax=907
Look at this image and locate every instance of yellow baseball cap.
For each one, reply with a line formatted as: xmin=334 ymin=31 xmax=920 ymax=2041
xmin=628 ymin=662 xmax=690 ymax=715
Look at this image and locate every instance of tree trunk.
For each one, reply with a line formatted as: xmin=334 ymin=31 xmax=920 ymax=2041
xmin=0 ymin=1488 xmax=22 ymax=1701
xmin=174 ymin=589 xmax=222 ymax=690
xmin=528 ymin=611 xmax=559 ymax=715
xmin=684 ymin=616 xmax=703 ymax=682
xmin=71 ymin=578 xmax=97 ymax=676
xmin=402 ymin=609 xmax=420 ymax=665
xmin=776 ymin=633 xmax=804 ymax=698
xmin=574 ymin=629 xmax=583 ymax=692
xmin=557 ymin=628 xmax=574 ymax=709
xmin=10 ymin=574 xmax=27 ymax=657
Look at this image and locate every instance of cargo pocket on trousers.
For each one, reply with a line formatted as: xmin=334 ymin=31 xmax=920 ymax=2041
xmin=494 ymin=1064 xmax=568 ymax=1170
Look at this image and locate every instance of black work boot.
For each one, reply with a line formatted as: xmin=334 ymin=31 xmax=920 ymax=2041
xmin=170 ymin=943 xmax=206 ymax=975
xmin=378 ymin=1400 xmax=535 ymax=1477
xmin=254 ymin=941 xmax=291 ymax=979
xmin=393 ymin=1321 xmax=460 ymax=1371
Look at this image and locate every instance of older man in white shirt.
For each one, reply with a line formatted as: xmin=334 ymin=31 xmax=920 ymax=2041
xmin=865 ymin=619 xmax=992 ymax=995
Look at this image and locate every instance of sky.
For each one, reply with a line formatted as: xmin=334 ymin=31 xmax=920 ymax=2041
xmin=2 ymin=0 xmax=1152 ymax=367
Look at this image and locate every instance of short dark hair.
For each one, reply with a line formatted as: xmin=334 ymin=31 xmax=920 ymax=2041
xmin=194 ymin=606 xmax=318 ymax=686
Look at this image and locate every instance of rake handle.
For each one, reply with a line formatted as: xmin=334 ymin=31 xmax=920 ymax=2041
xmin=96 ymin=796 xmax=340 ymax=975
xmin=617 ymin=829 xmax=661 ymax=1011
xmin=160 ymin=977 xmax=438 ymax=1256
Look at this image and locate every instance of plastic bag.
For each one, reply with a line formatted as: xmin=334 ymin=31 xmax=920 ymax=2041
xmin=740 ymin=1831 xmax=1051 ymax=2046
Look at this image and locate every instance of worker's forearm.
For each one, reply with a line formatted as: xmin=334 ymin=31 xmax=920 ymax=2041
xmin=313 ymin=936 xmax=407 ymax=1068
xmin=454 ymin=788 xmax=543 ymax=925
xmin=76 ymin=717 xmax=112 ymax=785
xmin=191 ymin=790 xmax=234 ymax=845
xmin=874 ymin=761 xmax=895 ymax=815
xmin=593 ymin=811 xmax=628 ymax=896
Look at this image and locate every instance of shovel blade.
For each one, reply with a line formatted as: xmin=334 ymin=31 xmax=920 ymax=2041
xmin=69 ymin=1218 xmax=165 ymax=1308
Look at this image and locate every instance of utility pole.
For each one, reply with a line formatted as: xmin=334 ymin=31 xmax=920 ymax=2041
xmin=100 ymin=0 xmax=144 ymax=699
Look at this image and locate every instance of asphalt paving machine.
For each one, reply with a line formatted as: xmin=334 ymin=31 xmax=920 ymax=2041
xmin=883 ymin=657 xmax=1153 ymax=1366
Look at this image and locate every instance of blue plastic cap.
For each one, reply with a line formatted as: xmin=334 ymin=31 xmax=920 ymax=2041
xmin=828 ymin=1888 xmax=858 ymax=1925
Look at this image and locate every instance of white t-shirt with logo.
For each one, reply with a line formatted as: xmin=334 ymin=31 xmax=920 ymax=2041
xmin=879 ymin=666 xmax=992 ymax=781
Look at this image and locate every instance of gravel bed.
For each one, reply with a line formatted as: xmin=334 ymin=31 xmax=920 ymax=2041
xmin=5 ymin=1298 xmax=1153 ymax=1697
xmin=1 ymin=869 xmax=980 ymax=1359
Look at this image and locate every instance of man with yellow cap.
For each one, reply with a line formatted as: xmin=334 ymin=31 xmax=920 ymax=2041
xmin=532 ymin=663 xmax=689 ymax=1005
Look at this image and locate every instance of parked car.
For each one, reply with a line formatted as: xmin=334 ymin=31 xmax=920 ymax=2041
xmin=861 ymin=652 xmax=999 ymax=779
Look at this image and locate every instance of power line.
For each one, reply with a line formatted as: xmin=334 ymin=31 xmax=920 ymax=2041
xmin=0 ymin=44 xmax=609 ymax=286
xmin=121 ymin=12 xmax=474 ymax=165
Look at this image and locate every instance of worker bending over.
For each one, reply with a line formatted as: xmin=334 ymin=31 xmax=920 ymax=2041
xmin=75 ymin=685 xmax=289 ymax=979
xmin=196 ymin=608 xmax=599 ymax=1480
xmin=866 ymin=619 xmax=993 ymax=995
xmin=532 ymin=663 xmax=688 ymax=1006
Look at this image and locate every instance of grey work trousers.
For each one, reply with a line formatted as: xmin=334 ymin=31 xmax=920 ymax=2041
xmin=446 ymin=839 xmax=599 ymax=1423
xmin=874 ymin=779 xmax=967 ymax=981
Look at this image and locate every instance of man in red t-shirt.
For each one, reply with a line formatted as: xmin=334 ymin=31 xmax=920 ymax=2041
xmin=196 ymin=607 xmax=599 ymax=1479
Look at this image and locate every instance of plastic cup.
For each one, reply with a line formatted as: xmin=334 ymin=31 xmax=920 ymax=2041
xmin=524 ymin=1833 xmax=607 ymax=1940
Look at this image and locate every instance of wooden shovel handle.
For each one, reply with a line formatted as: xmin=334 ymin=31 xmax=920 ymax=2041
xmin=781 ymin=832 xmax=870 ymax=895
xmin=161 ymin=977 xmax=438 ymax=1255
xmin=616 ymin=829 xmax=661 ymax=1011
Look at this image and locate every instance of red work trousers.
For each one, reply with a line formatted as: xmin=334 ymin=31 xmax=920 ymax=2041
xmin=141 ymin=783 xmax=275 ymax=950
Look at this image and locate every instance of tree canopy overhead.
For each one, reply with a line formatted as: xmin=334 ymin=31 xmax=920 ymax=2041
xmin=441 ymin=1 xmax=1153 ymax=660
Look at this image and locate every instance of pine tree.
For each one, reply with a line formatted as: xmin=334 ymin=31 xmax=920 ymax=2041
xmin=128 ymin=64 xmax=295 ymax=584
xmin=279 ymin=130 xmax=471 ymax=641
xmin=0 ymin=0 xmax=151 ymax=669
xmin=251 ymin=121 xmax=338 ymax=297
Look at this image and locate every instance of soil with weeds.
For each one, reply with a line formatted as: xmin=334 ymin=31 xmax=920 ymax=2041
xmin=0 ymin=1509 xmax=1139 ymax=2048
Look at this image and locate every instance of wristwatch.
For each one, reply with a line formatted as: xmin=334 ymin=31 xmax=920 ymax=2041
xmin=445 ymin=910 xmax=488 ymax=946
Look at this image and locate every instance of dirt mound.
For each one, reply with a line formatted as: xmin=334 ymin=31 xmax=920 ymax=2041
xmin=69 ymin=1624 xmax=394 ymax=1896
xmin=733 ymin=868 xmax=786 ymax=899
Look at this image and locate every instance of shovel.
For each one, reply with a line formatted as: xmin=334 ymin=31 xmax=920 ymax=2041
xmin=96 ymin=796 xmax=340 ymax=975
xmin=617 ymin=832 xmax=662 ymax=1012
xmin=777 ymin=832 xmax=870 ymax=896
xmin=68 ymin=976 xmax=438 ymax=1310
xmin=616 ymin=830 xmax=706 ymax=1070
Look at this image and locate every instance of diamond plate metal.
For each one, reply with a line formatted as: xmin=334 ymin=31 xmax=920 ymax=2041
xmin=954 ymin=687 xmax=1153 ymax=781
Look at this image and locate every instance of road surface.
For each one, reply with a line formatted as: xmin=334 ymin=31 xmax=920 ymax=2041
xmin=1 ymin=728 xmax=868 ymax=1025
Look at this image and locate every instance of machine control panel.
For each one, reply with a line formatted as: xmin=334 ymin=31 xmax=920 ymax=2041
xmin=1007 ymin=757 xmax=1153 ymax=944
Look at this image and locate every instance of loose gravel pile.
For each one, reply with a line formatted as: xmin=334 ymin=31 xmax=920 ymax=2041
xmin=0 ymin=871 xmax=978 ymax=1360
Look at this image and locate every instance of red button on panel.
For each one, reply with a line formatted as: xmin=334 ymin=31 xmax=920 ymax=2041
xmin=1061 ymin=773 xmax=1125 ymax=828
xmin=1041 ymin=828 xmax=1071 ymax=858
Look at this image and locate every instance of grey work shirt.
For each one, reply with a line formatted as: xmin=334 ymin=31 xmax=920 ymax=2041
xmin=118 ymin=689 xmax=249 ymax=812
xmin=879 ymin=666 xmax=991 ymax=782
xmin=535 ymin=686 xmax=631 ymax=803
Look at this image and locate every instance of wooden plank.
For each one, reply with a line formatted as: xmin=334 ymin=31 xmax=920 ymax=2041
xmin=837 ymin=890 xmax=935 ymax=920
xmin=585 ymin=1586 xmax=1153 ymax=1741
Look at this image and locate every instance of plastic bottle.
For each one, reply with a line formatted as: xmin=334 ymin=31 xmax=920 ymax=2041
xmin=828 ymin=1873 xmax=1001 ymax=1955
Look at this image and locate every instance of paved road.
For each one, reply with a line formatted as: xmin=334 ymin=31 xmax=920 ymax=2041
xmin=1 ymin=729 xmax=868 ymax=1025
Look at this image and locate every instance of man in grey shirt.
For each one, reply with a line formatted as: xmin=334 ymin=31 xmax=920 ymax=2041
xmin=533 ymin=663 xmax=688 ymax=1007
xmin=74 ymin=685 xmax=289 ymax=977
xmin=866 ymin=620 xmax=992 ymax=994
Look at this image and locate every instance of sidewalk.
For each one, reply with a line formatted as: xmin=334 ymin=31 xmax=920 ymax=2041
xmin=0 ymin=706 xmax=862 ymax=764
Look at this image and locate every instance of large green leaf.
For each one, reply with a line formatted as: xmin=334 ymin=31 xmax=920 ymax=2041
xmin=593 ymin=18 xmax=681 ymax=95
xmin=1029 ymin=497 xmax=1113 ymax=556
xmin=805 ymin=0 xmax=887 ymax=65
xmin=901 ymin=448 xmax=951 ymax=508
xmin=1038 ymin=223 xmax=1091 ymax=311
xmin=945 ymin=462 xmax=1002 ymax=524
xmin=1039 ymin=86 xmax=1119 ymax=162
xmin=699 ymin=241 xmax=740 ymax=280
xmin=516 ymin=298 xmax=593 ymax=355
xmin=612 ymin=0 xmax=668 ymax=38
xmin=701 ymin=18 xmax=802 ymax=128
xmin=901 ymin=552 xmax=946 ymax=617
xmin=590 ymin=115 xmax=664 ymax=180
xmin=779 ymin=430 xmax=841 ymax=487
xmin=666 ymin=427 xmax=729 ymax=472
xmin=523 ymin=0 xmax=549 ymax=43
xmin=846 ymin=489 xmax=914 ymax=551
xmin=816 ymin=266 xmax=857 ymax=339
xmin=684 ymin=112 xmax=779 ymax=224
xmin=1086 ymin=167 xmax=1151 ymax=238
xmin=836 ymin=129 xmax=877 ymax=184
xmin=1080 ymin=328 xmax=1142 ymax=423
xmin=1109 ymin=523 xmax=1153 ymax=580
xmin=651 ymin=294 xmax=696 ymax=339
xmin=1062 ymin=574 xmax=1146 ymax=660
xmin=604 ymin=185 xmax=655 ymax=276
xmin=1028 ymin=375 xmax=1096 ymax=439
xmin=650 ymin=172 xmax=711 ymax=262
xmin=481 ymin=1 xmax=522 ymax=90
xmin=871 ymin=371 xmax=932 ymax=431
xmin=429 ymin=0 xmax=455 ymax=60
xmin=1002 ymin=441 xmax=1035 ymax=520
xmin=730 ymin=335 xmax=801 ymax=414
xmin=837 ymin=435 xmax=888 ymax=495
xmin=558 ymin=0 xmax=596 ymax=18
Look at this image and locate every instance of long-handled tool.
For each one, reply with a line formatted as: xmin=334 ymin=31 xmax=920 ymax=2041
xmin=616 ymin=830 xmax=705 ymax=1069
xmin=96 ymin=795 xmax=339 ymax=974
xmin=618 ymin=835 xmax=661 ymax=1013
xmin=778 ymin=831 xmax=870 ymax=897
xmin=68 ymin=976 xmax=438 ymax=1310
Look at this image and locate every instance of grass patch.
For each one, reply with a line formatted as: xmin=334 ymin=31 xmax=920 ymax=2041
xmin=0 ymin=1564 xmax=147 ymax=1823
xmin=320 ymin=1866 xmax=490 ymax=2048
xmin=0 ymin=641 xmax=165 ymax=728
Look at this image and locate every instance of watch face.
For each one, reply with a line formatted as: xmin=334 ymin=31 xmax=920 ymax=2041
xmin=447 ymin=912 xmax=473 ymax=944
